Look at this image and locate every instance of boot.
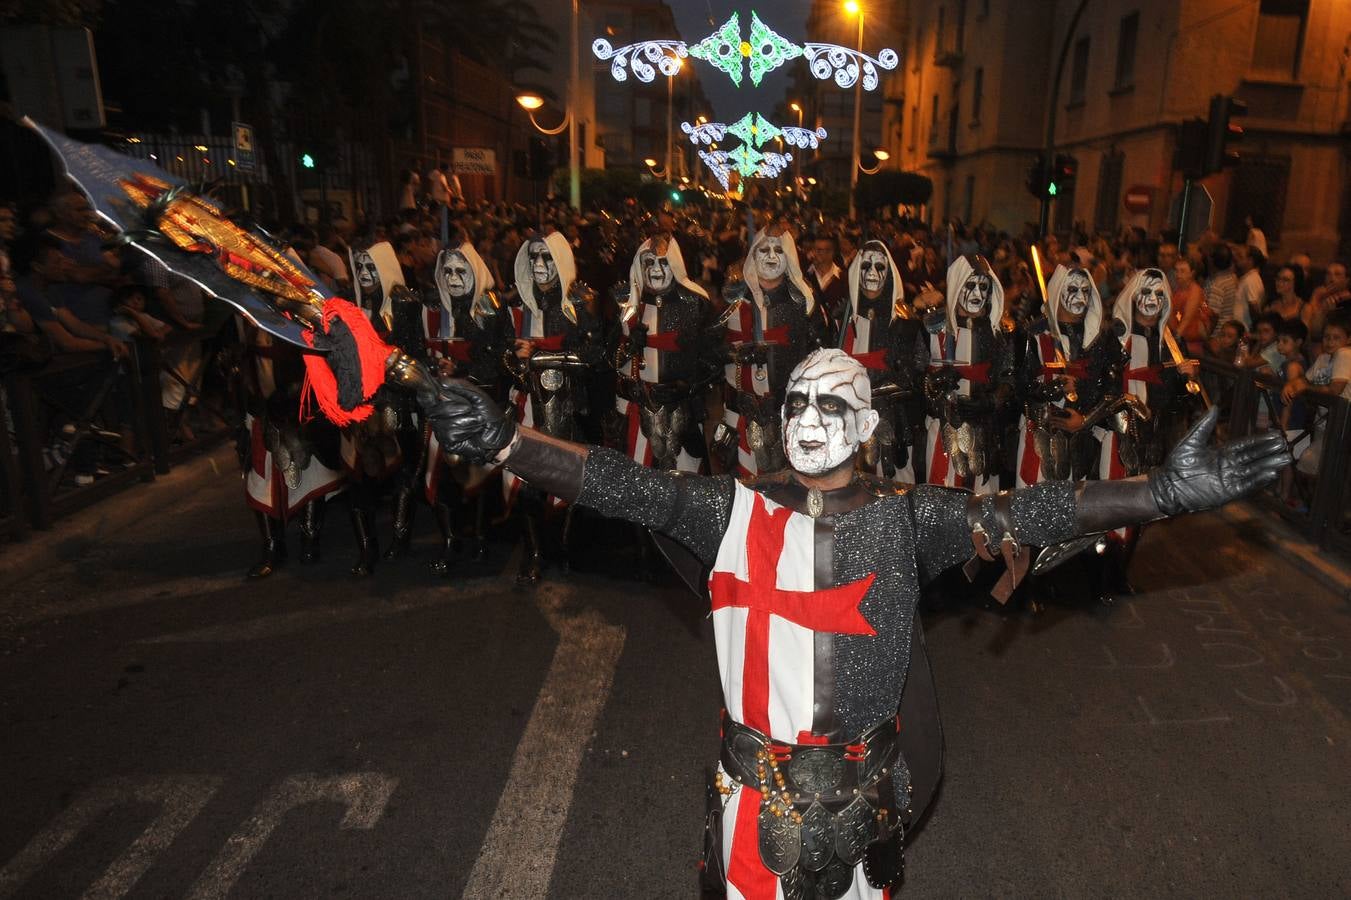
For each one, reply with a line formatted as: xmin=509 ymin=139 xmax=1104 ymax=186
xmin=349 ymin=504 xmax=379 ymax=577
xmin=383 ymin=484 xmax=415 ymax=560
xmin=516 ymin=513 xmax=543 ymax=585
xmin=247 ymin=512 xmax=286 ymax=578
xmin=299 ymin=500 xmax=325 ymax=564
xmin=429 ymin=502 xmax=460 ymax=576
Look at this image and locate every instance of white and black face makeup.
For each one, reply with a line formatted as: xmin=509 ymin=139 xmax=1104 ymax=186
xmin=640 ymin=249 xmax=673 ymax=294
xmin=529 ymin=240 xmax=557 ymax=286
xmin=859 ymin=248 xmax=888 ymax=297
xmin=782 ymin=350 xmax=879 ymax=475
xmin=439 ymin=250 xmax=473 ymax=300
xmin=354 ymin=251 xmax=379 ymax=295
xmin=1134 ymin=273 xmax=1167 ymax=318
xmin=1062 ymin=269 xmax=1092 ymax=317
xmin=754 ymin=236 xmax=787 ymax=281
xmin=957 ymin=273 xmax=992 ymax=315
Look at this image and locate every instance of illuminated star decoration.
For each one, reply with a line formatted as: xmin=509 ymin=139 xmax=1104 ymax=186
xmin=683 ymin=114 xmax=827 ymax=188
xmin=593 ymin=10 xmax=896 ymax=89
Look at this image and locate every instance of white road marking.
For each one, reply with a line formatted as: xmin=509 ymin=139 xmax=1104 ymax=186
xmin=0 ymin=775 xmax=221 ymax=900
xmin=460 ymin=583 xmax=626 ymax=899
xmin=185 ymin=773 xmax=397 ymax=900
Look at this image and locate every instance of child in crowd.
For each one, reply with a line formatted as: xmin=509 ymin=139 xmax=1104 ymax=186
xmin=1241 ymin=312 xmax=1284 ymax=374
xmin=1205 ymin=319 xmax=1245 ymax=362
xmin=1282 ymin=311 xmax=1350 ymax=505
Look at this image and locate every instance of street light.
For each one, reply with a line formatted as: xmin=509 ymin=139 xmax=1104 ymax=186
xmin=665 ymin=58 xmax=682 ymax=184
xmin=844 ymin=0 xmax=864 ymax=219
xmin=858 ymin=148 xmax=889 ymax=175
xmin=516 ymin=93 xmax=570 ymax=135
xmin=643 ymin=157 xmax=670 ymax=179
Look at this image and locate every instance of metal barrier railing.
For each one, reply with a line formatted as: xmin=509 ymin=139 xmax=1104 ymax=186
xmin=1199 ymin=357 xmax=1351 ymax=554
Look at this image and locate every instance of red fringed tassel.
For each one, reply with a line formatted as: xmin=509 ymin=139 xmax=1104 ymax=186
xmin=300 ymin=298 xmax=392 ymax=427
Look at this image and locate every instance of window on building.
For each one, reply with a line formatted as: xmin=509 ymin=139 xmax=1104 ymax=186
xmin=931 ymin=93 xmax=939 ymax=130
xmin=1094 ymin=149 xmax=1125 ymax=232
xmin=910 ymin=104 xmax=919 ymax=148
xmin=1069 ymin=36 xmax=1090 ymax=106
xmin=1250 ymin=0 xmax=1308 ymax=80
xmin=1223 ymin=155 xmax=1289 ymax=244
xmin=1114 ymin=12 xmax=1138 ymax=90
xmin=936 ymin=7 xmax=945 ymax=55
xmin=971 ymin=67 xmax=983 ymax=122
xmin=979 ymin=0 xmax=989 ymax=17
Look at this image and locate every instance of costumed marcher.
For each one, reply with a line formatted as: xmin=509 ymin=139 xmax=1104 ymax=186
xmin=613 ymin=234 xmax=723 ymax=472
xmin=715 ymin=225 xmax=827 ymax=477
xmin=838 ymin=240 xmax=926 ymax=483
xmin=418 ymin=241 xmax=514 ymax=570
xmin=1015 ymin=263 xmax=1130 ymax=488
xmin=424 ymin=347 xmax=1290 ymax=900
xmin=341 ymin=240 xmax=407 ymax=575
xmin=505 ymin=231 xmax=607 ymax=583
xmin=1094 ymin=268 xmax=1201 ymax=594
xmin=806 ymin=234 xmax=848 ymax=324
xmin=237 ymin=321 xmax=346 ymax=577
xmin=922 ymin=255 xmax=1016 ymax=493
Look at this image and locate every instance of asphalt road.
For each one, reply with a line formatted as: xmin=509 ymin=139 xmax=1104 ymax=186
xmin=2 ymin=450 xmax=1348 ymax=899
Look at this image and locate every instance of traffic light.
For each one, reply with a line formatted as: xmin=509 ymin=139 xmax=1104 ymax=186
xmin=1049 ymin=153 xmax=1078 ymax=197
xmin=527 ymin=137 xmax=553 ymax=180
xmin=300 ymin=152 xmax=316 ymax=169
xmin=1204 ymin=93 xmax=1246 ymax=174
xmin=1174 ymin=118 xmax=1208 ymax=179
xmin=1025 ymin=153 xmax=1049 ymax=199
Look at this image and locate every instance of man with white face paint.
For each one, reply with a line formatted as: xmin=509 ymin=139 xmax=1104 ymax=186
xmin=1105 ymin=267 xmax=1199 ymax=476
xmin=614 ymin=235 xmax=722 ymax=474
xmin=387 ymin=240 xmax=514 ymax=573
xmin=507 ymin=231 xmax=607 ymax=583
xmin=720 ymin=224 xmax=829 ymax=477
xmin=1015 ymin=264 xmax=1115 ymax=487
xmin=922 ymin=255 xmax=1017 ymax=493
xmin=838 ymin=240 xmax=926 ymax=482
xmin=425 ymin=345 xmax=1288 ymax=898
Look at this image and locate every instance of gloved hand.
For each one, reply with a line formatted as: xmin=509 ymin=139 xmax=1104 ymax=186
xmin=423 ymin=379 xmax=516 ymax=465
xmin=1148 ymin=406 xmax=1291 ymax=516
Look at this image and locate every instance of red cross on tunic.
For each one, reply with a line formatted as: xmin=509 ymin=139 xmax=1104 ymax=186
xmin=708 ymin=492 xmax=877 ymax=735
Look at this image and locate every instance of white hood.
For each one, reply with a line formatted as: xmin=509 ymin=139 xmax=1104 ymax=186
xmin=1111 ymin=267 xmax=1173 ymax=352
xmin=349 ymin=241 xmax=405 ymax=325
xmin=744 ymin=228 xmax=815 ymax=317
xmin=623 ymin=235 xmax=708 ymax=323
xmin=1046 ymin=264 xmax=1103 ymax=349
xmin=846 ymin=239 xmax=905 ymax=325
xmin=945 ymin=254 xmax=1004 ymax=336
xmin=435 ymin=241 xmax=496 ymax=336
xmin=514 ymin=231 xmax=576 ymax=319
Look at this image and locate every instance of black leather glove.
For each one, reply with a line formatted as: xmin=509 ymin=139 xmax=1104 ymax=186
xmin=1148 ymin=406 xmax=1291 ymax=516
xmin=423 ymin=378 xmax=516 ymax=465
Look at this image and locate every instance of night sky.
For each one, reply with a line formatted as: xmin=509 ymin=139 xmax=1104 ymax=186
xmin=666 ymin=0 xmax=815 ymax=122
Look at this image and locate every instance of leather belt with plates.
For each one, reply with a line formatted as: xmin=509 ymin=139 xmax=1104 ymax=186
xmin=717 ymin=713 xmax=906 ymax=898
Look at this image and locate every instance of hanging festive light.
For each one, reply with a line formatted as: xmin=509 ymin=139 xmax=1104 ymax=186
xmin=682 ymin=114 xmax=827 ymax=151
xmin=593 ymin=10 xmax=897 ymax=89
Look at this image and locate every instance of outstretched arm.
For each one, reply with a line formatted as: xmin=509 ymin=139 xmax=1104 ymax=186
xmin=424 ymin=379 xmax=734 ymax=565
xmin=913 ymin=406 xmax=1290 ymax=587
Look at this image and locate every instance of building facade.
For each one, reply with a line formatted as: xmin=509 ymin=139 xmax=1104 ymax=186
xmin=589 ymin=0 xmax=711 ymax=178
xmin=885 ymin=0 xmax=1350 ymax=260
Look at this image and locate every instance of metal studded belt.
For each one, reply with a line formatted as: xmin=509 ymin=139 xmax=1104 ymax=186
xmin=715 ymin=714 xmax=907 ymax=898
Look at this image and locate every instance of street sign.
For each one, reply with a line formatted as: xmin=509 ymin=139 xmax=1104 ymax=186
xmin=1123 ymin=184 xmax=1153 ymax=214
xmin=232 ymin=122 xmax=255 ymax=173
xmin=1168 ymin=183 xmax=1213 ymax=241
xmin=452 ymin=147 xmax=496 ymax=175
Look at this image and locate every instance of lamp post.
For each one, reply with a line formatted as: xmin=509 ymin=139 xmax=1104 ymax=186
xmin=665 ymin=58 xmax=681 ymax=184
xmin=845 ymin=0 xmax=864 ymax=220
xmin=858 ymin=147 xmax=889 ymax=175
xmin=569 ymin=0 xmax=580 ymax=210
xmin=789 ymin=101 xmax=803 ymax=184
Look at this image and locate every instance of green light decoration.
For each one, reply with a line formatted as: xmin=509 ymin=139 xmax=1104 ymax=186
xmin=687 ymin=12 xmax=744 ymax=87
xmin=725 ymin=112 xmax=782 ymax=150
xmin=746 ymin=12 xmax=802 ymax=87
xmin=727 ymin=145 xmax=766 ymax=179
xmin=593 ymin=10 xmax=896 ymax=90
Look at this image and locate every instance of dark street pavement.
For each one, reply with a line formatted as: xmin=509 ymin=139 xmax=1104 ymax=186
xmin=2 ymin=448 xmax=1349 ymax=899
